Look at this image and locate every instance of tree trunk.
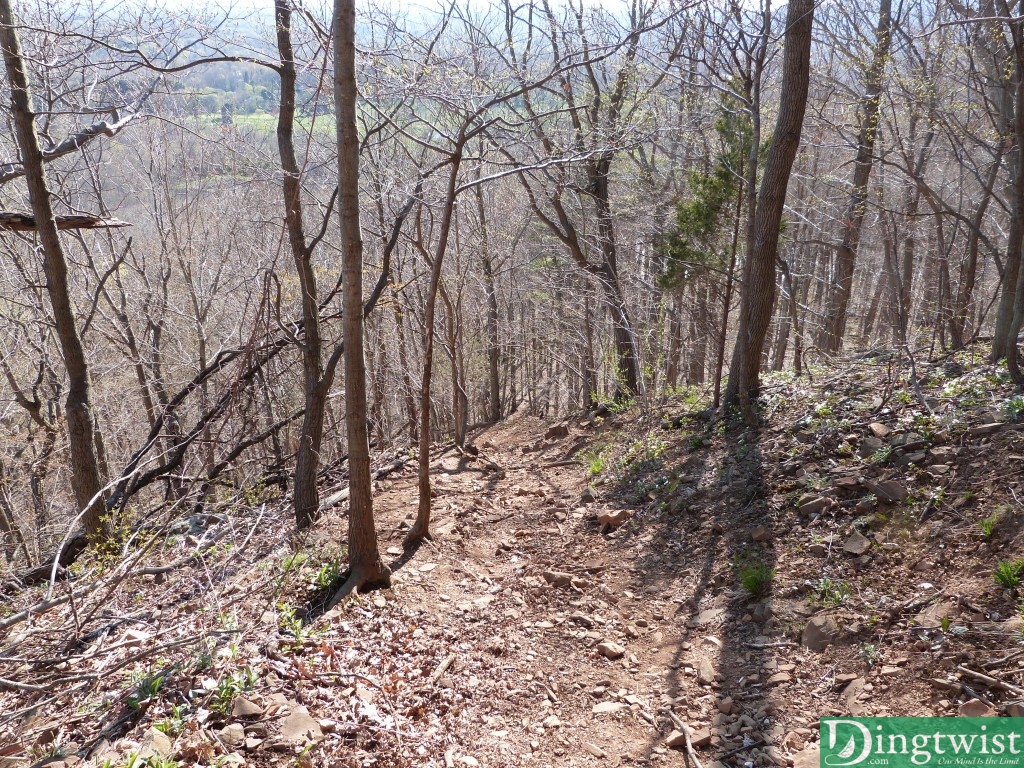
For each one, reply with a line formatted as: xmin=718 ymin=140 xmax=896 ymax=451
xmin=724 ymin=0 xmax=815 ymax=422
xmin=330 ymin=0 xmax=389 ymax=601
xmin=821 ymin=0 xmax=892 ymax=353
xmin=405 ymin=142 xmax=465 ymax=548
xmin=0 ymin=0 xmax=108 ymax=546
xmin=474 ymin=181 xmax=502 ymax=423
xmin=275 ymin=0 xmax=328 ymax=531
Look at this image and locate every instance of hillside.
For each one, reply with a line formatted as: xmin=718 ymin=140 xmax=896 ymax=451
xmin=2 ymin=347 xmax=1024 ymax=768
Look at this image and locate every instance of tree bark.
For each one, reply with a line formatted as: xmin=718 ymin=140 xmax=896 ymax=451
xmin=820 ymin=0 xmax=892 ymax=353
xmin=330 ymin=0 xmax=389 ymax=600
xmin=724 ymin=0 xmax=815 ymax=422
xmin=274 ymin=0 xmax=329 ymax=531
xmin=0 ymin=0 xmax=108 ymax=546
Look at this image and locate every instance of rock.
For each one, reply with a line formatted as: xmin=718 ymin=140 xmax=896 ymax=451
xmin=597 ymin=641 xmax=626 ymax=659
xmin=580 ymin=487 xmax=597 ymax=504
xmin=244 ymin=737 xmax=263 ymax=751
xmin=793 ymin=747 xmax=820 ymax=768
xmin=751 ymin=526 xmax=772 ymax=542
xmin=570 ymin=612 xmax=595 ymax=628
xmin=139 ymin=728 xmax=173 ymax=758
xmin=543 ymin=571 xmax=573 ymax=588
xmin=690 ymin=727 xmax=713 ymax=747
xmin=869 ymin=422 xmax=891 ymax=438
xmin=766 ymin=672 xmax=792 ymax=684
xmin=218 ymin=723 xmax=246 ymax=747
xmin=598 ymin=508 xmax=632 ymax=529
xmin=970 ymin=423 xmax=1002 ymax=437
xmin=797 ymin=495 xmax=829 ymax=515
xmin=231 ymin=696 xmax=264 ymax=718
xmin=867 ymin=480 xmax=909 ymax=503
xmin=1007 ymin=703 xmax=1024 ymax=718
xmin=688 ymin=607 xmax=726 ymax=627
xmin=666 ymin=730 xmax=687 ymax=748
xmin=697 ymin=657 xmax=716 ymax=686
xmin=545 ymin=424 xmax=569 ymax=440
xmin=717 ymin=696 xmax=734 ymax=714
xmin=802 ymin=615 xmax=838 ymax=651
xmin=460 ymin=757 xmax=480 ymax=768
xmin=842 ymin=677 xmax=867 ymax=716
xmin=843 ymin=530 xmax=871 ymax=555
xmin=542 ymin=715 xmax=561 ymax=729
xmin=809 ymin=543 xmax=827 ymax=557
xmin=123 ymin=629 xmax=152 ymax=648
xmin=765 ymin=746 xmax=790 ymax=767
xmin=279 ymin=706 xmax=324 ymax=745
xmin=583 ymin=742 xmax=607 ymax=757
xmin=915 ymin=601 xmax=957 ymax=627
xmin=959 ymin=699 xmax=996 ymax=717
xmin=592 ymin=701 xmax=628 ymax=715
xmin=858 ymin=436 xmax=884 ymax=458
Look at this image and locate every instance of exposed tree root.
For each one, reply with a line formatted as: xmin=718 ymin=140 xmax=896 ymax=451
xmin=325 ymin=564 xmax=392 ymax=611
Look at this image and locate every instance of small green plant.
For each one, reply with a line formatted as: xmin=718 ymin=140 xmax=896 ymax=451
xmin=736 ymin=560 xmax=775 ymax=599
xmin=993 ymin=559 xmax=1024 ymax=590
xmin=581 ymin=446 xmax=610 ymax=477
xmin=978 ymin=511 xmax=1001 ymax=538
xmin=1003 ymin=395 xmax=1024 ymax=422
xmin=209 ymin=666 xmax=257 ymax=714
xmin=813 ymin=577 xmax=851 ymax=607
xmin=894 ymin=389 xmax=913 ymax=406
xmin=312 ymin=560 xmax=342 ymax=590
xmin=280 ymin=551 xmax=308 ymax=572
xmin=940 ymin=615 xmax=952 ymax=634
xmin=860 ymin=643 xmax=879 ymax=667
xmin=127 ymin=669 xmax=165 ymax=711
xmin=870 ymin=445 xmax=894 ymax=466
xmin=154 ymin=704 xmax=188 ymax=738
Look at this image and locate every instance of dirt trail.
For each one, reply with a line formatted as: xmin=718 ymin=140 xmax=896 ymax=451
xmin=315 ymin=413 xmax=796 ymax=768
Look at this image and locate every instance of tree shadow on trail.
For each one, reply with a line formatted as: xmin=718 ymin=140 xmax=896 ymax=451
xmin=608 ymin=418 xmax=782 ymax=767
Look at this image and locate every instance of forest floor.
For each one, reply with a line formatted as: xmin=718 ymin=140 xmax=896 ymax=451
xmin=3 ymin=345 xmax=1024 ymax=768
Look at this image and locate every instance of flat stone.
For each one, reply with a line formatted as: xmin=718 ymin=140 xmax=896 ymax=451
xmin=279 ymin=706 xmax=324 ymax=745
xmin=697 ymin=657 xmax=716 ymax=686
xmin=751 ymin=526 xmax=772 ymax=542
xmin=690 ymin=727 xmax=712 ymax=747
xmin=843 ymin=530 xmax=871 ymax=555
xmin=231 ymin=696 xmax=264 ymax=718
xmin=858 ymin=437 xmax=884 ymax=458
xmin=583 ymin=742 xmax=607 ymax=757
xmin=688 ymin=608 xmax=726 ymax=627
xmin=915 ymin=601 xmax=957 ymax=628
xmin=842 ymin=677 xmax=867 ymax=716
xmin=542 ymin=715 xmax=561 ymax=729
xmin=959 ymin=699 xmax=996 ymax=717
xmin=598 ymin=508 xmax=632 ymax=529
xmin=580 ymin=487 xmax=597 ymax=504
xmin=766 ymin=672 xmax=792 ymax=684
xmin=798 ymin=495 xmax=829 ymax=515
xmin=545 ymin=424 xmax=569 ymax=440
xmin=869 ymin=423 xmax=891 ymax=438
xmin=867 ymin=479 xmax=909 ymax=503
xmin=218 ymin=723 xmax=246 ymax=747
xmin=802 ymin=615 xmax=838 ymax=651
xmin=970 ymin=423 xmax=1002 ymax=437
xmin=139 ymin=728 xmax=173 ymax=758
xmin=666 ymin=730 xmax=687 ymax=748
xmin=592 ymin=701 xmax=628 ymax=715
xmin=543 ymin=571 xmax=573 ymax=588
xmin=793 ymin=747 xmax=820 ymax=768
xmin=597 ymin=641 xmax=626 ymax=659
